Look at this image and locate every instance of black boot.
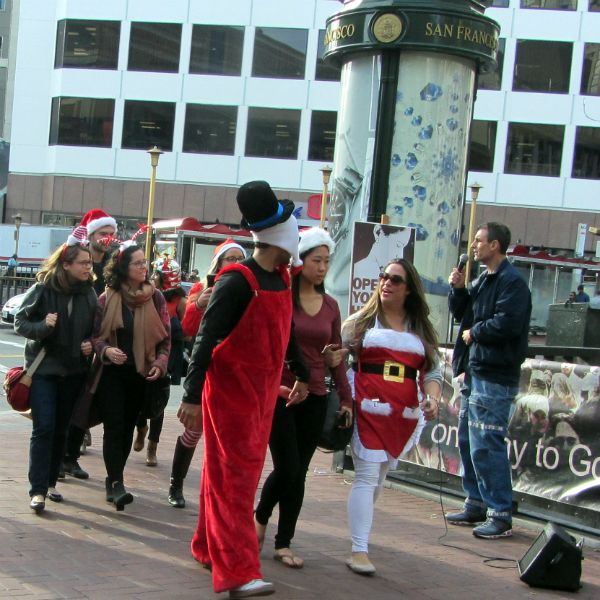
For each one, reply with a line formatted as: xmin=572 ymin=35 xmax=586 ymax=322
xmin=168 ymin=436 xmax=196 ymax=508
xmin=105 ymin=477 xmax=114 ymax=503
xmin=112 ymin=481 xmax=133 ymax=511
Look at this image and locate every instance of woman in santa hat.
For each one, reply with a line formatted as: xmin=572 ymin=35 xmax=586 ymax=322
xmin=343 ymin=258 xmax=442 ymax=575
xmin=254 ymin=227 xmax=352 ymax=568
xmin=168 ymin=239 xmax=246 ymax=508
xmin=14 ymin=227 xmax=97 ymax=513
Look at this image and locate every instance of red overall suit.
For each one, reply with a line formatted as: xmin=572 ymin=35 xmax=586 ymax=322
xmin=190 ymin=264 xmax=292 ymax=592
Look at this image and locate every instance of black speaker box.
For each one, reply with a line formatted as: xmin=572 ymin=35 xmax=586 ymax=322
xmin=518 ymin=522 xmax=583 ymax=592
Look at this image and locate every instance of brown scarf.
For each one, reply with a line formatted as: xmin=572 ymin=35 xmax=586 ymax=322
xmin=99 ymin=283 xmax=168 ymax=376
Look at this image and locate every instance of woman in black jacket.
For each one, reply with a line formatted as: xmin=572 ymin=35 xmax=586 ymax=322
xmin=15 ymin=232 xmax=97 ymax=513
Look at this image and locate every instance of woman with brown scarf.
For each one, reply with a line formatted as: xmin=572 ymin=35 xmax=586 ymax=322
xmin=92 ymin=243 xmax=170 ymax=510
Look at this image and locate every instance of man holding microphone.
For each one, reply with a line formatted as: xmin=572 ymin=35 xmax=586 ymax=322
xmin=446 ymin=222 xmax=531 ymax=539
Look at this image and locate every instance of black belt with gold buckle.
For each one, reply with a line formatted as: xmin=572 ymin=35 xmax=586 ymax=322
xmin=352 ymin=361 xmax=417 ymax=383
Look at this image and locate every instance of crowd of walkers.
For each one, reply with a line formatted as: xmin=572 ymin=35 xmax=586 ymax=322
xmin=12 ymin=185 xmax=530 ymax=598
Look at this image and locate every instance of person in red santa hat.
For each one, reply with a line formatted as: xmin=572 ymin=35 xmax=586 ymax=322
xmin=178 ymin=181 xmax=309 ymax=599
xmin=342 ymin=258 xmax=442 ymax=576
xmin=168 ymin=239 xmax=247 ymax=509
xmin=61 ymin=208 xmax=118 ymax=481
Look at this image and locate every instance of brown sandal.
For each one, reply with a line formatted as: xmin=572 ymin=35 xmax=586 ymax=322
xmin=273 ymin=549 xmax=304 ymax=569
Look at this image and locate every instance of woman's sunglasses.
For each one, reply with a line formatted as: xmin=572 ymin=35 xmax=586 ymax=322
xmin=379 ymin=272 xmax=406 ymax=286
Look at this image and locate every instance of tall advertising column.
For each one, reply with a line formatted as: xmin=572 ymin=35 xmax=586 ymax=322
xmin=324 ymin=0 xmax=499 ymax=333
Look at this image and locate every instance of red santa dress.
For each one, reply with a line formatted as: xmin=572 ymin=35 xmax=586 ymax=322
xmin=190 ymin=264 xmax=292 ymax=592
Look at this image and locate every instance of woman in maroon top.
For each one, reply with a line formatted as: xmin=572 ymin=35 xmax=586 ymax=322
xmin=255 ymin=227 xmax=353 ymax=568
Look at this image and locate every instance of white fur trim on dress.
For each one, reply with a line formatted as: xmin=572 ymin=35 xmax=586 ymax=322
xmin=362 ymin=328 xmax=425 ymax=356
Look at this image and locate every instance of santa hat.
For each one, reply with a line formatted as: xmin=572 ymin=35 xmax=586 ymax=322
xmin=66 ymin=225 xmax=89 ymax=247
xmin=214 ymin=239 xmax=247 ymax=262
xmin=298 ymin=227 xmax=335 ymax=257
xmin=80 ymin=208 xmax=117 ymax=236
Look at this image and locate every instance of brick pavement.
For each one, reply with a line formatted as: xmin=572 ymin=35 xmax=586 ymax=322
xmin=1 ymin=406 xmax=600 ymax=600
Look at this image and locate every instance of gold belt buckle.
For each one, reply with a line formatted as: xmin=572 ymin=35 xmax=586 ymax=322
xmin=383 ymin=361 xmax=404 ymax=383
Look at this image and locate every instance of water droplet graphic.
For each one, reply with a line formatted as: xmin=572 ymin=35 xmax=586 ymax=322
xmin=405 ymin=153 xmax=418 ymax=169
xmin=437 ymin=201 xmax=450 ymax=214
xmin=449 ymin=105 xmax=459 ymax=114
xmin=451 ymin=230 xmax=460 ymax=246
xmin=419 ymin=125 xmax=433 ymax=140
xmin=451 ymin=93 xmax=459 ymax=101
xmin=411 ymin=115 xmax=423 ymax=126
xmin=420 ymin=83 xmax=443 ymax=101
xmin=391 ymin=153 xmax=401 ymax=167
xmin=437 ymin=217 xmax=448 ymax=228
xmin=412 ymin=186 xmax=427 ymax=201
xmin=407 ymin=223 xmax=429 ymax=241
xmin=403 ymin=196 xmax=414 ymax=208
xmin=446 ymin=118 xmax=458 ymax=131
xmin=404 ymin=107 xmax=414 ymax=116
xmin=394 ymin=205 xmax=404 ymax=215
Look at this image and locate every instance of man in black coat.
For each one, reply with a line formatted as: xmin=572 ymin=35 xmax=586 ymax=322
xmin=447 ymin=222 xmax=531 ymax=539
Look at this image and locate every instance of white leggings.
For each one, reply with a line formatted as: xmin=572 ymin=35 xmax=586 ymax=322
xmin=347 ymin=454 xmax=390 ymax=553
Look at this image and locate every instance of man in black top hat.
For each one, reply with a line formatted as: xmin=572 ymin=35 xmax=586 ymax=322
xmin=179 ymin=180 xmax=309 ymax=599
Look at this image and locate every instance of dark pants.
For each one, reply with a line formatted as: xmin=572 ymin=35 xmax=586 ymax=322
xmin=255 ymin=393 xmax=327 ymax=549
xmin=97 ymin=365 xmax=145 ymax=483
xmin=64 ymin=423 xmax=86 ymax=460
xmin=135 ymin=412 xmax=164 ymax=443
xmin=28 ymin=373 xmax=85 ymax=496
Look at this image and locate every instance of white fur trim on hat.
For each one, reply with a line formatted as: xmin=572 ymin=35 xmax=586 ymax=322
xmin=298 ymin=227 xmax=335 ymax=257
xmin=87 ymin=215 xmax=117 ymax=235
xmin=214 ymin=242 xmax=247 ymax=262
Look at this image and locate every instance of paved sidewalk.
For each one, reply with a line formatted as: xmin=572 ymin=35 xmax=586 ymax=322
xmin=1 ymin=407 xmax=600 ymax=599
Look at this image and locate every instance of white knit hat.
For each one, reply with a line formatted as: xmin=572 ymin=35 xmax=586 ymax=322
xmin=298 ymin=227 xmax=335 ymax=257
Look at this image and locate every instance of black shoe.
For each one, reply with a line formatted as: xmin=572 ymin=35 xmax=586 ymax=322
xmin=63 ymin=459 xmax=89 ymax=480
xmin=47 ymin=487 xmax=63 ymax=503
xmin=446 ymin=509 xmax=487 ymax=526
xmin=30 ymin=494 xmax=46 ymax=513
xmin=473 ymin=518 xmax=512 ymax=539
xmin=57 ymin=468 xmax=66 ymax=480
xmin=105 ymin=477 xmax=114 ymax=503
xmin=112 ymin=481 xmax=134 ymax=511
xmin=168 ymin=482 xmax=185 ymax=508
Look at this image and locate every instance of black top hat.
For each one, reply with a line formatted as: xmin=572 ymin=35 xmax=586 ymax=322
xmin=237 ymin=180 xmax=295 ymax=231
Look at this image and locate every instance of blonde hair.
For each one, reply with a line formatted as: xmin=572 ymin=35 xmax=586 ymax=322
xmin=348 ymin=258 xmax=439 ymax=371
xmin=36 ymin=244 xmax=93 ymax=292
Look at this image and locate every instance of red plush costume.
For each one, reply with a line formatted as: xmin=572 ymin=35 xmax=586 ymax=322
xmin=190 ymin=264 xmax=292 ymax=592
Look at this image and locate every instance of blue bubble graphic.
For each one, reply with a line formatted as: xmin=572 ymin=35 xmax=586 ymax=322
xmin=418 ymin=125 xmax=433 ymax=140
xmin=391 ymin=153 xmax=402 ymax=167
xmin=403 ymin=196 xmax=414 ymax=208
xmin=412 ymin=185 xmax=427 ymax=201
xmin=437 ymin=200 xmax=450 ymax=214
xmin=446 ymin=118 xmax=458 ymax=131
xmin=411 ymin=115 xmax=423 ymax=126
xmin=404 ymin=107 xmax=414 ymax=116
xmin=420 ymin=83 xmax=443 ymax=101
xmin=405 ymin=153 xmax=418 ymax=169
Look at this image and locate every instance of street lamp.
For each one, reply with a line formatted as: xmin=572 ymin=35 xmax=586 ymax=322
xmin=319 ymin=165 xmax=333 ymax=229
xmin=13 ymin=213 xmax=22 ymax=257
xmin=145 ymin=146 xmax=163 ymax=262
xmin=465 ymin=182 xmax=482 ymax=284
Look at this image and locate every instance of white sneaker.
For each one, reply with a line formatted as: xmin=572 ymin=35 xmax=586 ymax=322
xmin=228 ymin=579 xmax=274 ymax=599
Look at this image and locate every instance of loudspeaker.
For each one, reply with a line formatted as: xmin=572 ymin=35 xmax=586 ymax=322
xmin=518 ymin=522 xmax=583 ymax=592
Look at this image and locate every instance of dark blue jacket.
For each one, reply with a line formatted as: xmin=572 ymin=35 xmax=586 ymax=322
xmin=448 ymin=258 xmax=531 ymax=386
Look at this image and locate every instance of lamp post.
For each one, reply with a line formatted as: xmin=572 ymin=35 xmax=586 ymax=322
xmin=465 ymin=182 xmax=482 ymax=284
xmin=319 ymin=165 xmax=333 ymax=229
xmin=13 ymin=213 xmax=22 ymax=257
xmin=145 ymin=146 xmax=163 ymax=262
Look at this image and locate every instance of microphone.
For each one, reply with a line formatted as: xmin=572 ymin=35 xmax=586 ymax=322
xmin=457 ymin=253 xmax=469 ymax=273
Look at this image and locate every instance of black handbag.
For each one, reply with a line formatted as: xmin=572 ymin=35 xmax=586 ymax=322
xmin=142 ymin=374 xmax=171 ymax=419
xmin=318 ymin=386 xmax=352 ymax=452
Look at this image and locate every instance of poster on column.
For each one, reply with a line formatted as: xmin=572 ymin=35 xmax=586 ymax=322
xmin=348 ymin=221 xmax=415 ymax=315
xmin=398 ymin=352 xmax=600 ymax=514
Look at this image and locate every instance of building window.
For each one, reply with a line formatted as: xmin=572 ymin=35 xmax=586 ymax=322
xmin=581 ymin=44 xmax=600 ymax=96
xmin=591 ymin=0 xmax=600 ymax=11
xmin=55 ymin=20 xmax=120 ymax=70
xmin=189 ymin=25 xmax=244 ymax=76
xmin=245 ymin=107 xmax=301 ymax=159
xmin=122 ymin=100 xmax=175 ymax=151
xmin=513 ymin=40 xmax=572 ymax=93
xmin=49 ymin=97 xmax=115 ymax=147
xmin=478 ymin=39 xmax=505 ymax=91
xmin=521 ymin=0 xmax=577 ymax=10
xmin=252 ymin=28 xmax=308 ymax=79
xmin=183 ymin=104 xmax=237 ymax=155
xmin=128 ymin=22 xmax=182 ymax=73
xmin=308 ymin=111 xmax=337 ymax=161
xmin=315 ymin=30 xmax=341 ymax=81
xmin=468 ymin=120 xmax=497 ymax=172
xmin=505 ymin=122 xmax=564 ymax=177
xmin=572 ymin=127 xmax=600 ymax=180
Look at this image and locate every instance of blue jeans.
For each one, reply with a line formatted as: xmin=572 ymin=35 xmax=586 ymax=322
xmin=457 ymin=374 xmax=517 ymax=524
xmin=29 ymin=373 xmax=85 ymax=497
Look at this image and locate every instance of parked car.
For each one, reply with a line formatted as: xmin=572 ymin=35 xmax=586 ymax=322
xmin=1 ymin=293 xmax=26 ymax=324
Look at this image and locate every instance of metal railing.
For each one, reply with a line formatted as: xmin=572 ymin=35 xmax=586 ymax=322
xmin=0 ymin=275 xmax=36 ymax=307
